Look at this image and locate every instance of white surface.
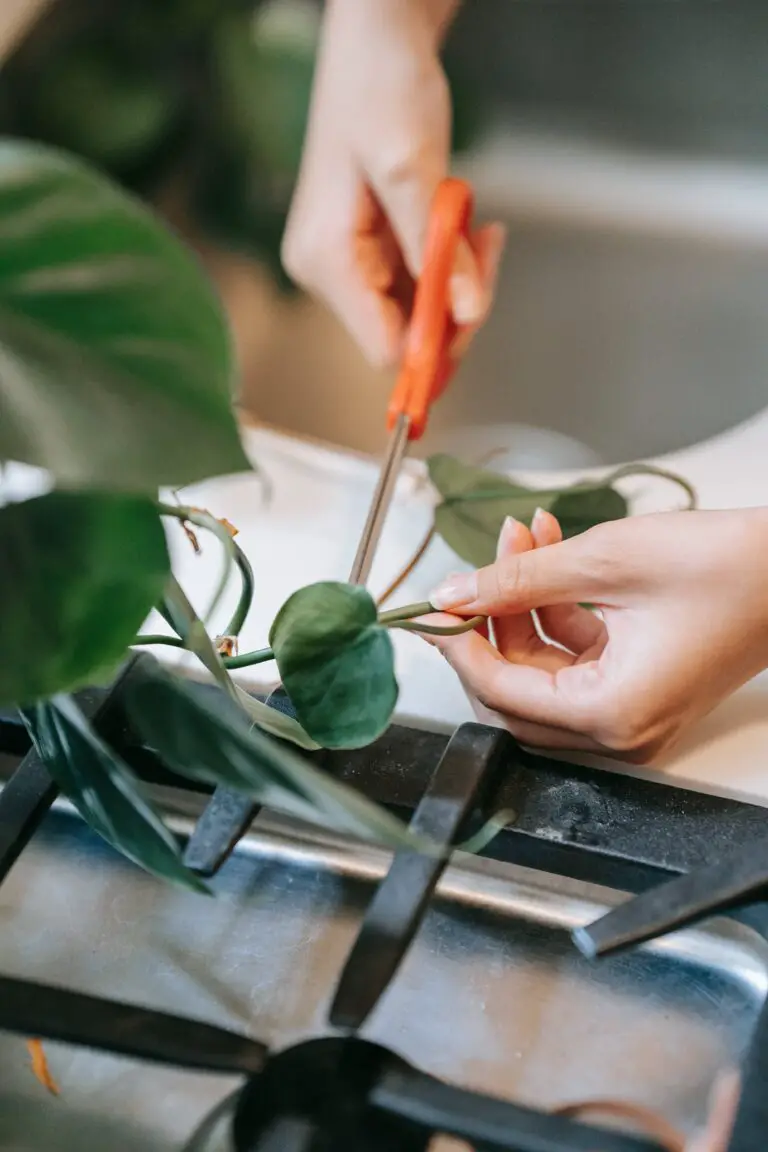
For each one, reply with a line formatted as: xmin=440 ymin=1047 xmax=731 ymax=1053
xmin=147 ymin=406 xmax=768 ymax=807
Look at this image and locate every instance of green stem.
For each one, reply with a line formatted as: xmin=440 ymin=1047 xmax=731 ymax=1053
xmin=134 ymin=634 xmax=185 ymax=650
xmin=224 ymin=647 xmax=275 ymax=670
xmin=159 ymin=503 xmax=255 ymax=638
xmin=224 ymin=542 xmax=255 ymax=638
xmin=133 ymin=633 xmax=275 ymax=670
xmin=158 ymin=503 xmax=235 ymax=627
xmin=600 ymin=463 xmax=698 ymax=510
xmin=378 ymin=601 xmax=485 ymax=637
xmin=378 ymin=601 xmax=433 ymax=626
xmin=392 ymin=616 xmax=484 ymax=637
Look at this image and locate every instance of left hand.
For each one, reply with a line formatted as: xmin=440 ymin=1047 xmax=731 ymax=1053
xmin=419 ymin=504 xmax=768 ymax=762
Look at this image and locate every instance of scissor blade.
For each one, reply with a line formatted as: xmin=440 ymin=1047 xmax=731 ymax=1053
xmin=348 ymin=413 xmax=410 ymax=587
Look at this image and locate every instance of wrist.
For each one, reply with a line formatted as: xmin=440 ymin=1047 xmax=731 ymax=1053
xmin=329 ymin=0 xmax=460 ymax=43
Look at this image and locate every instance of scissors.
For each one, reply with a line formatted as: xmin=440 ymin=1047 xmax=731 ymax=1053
xmin=348 ymin=175 xmax=475 ymax=586
xmin=183 ymin=177 xmax=477 ymax=878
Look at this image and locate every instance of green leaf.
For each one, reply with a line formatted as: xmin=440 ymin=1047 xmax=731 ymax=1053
xmin=22 ymin=695 xmax=206 ymax=892
xmin=428 ymin=454 xmax=629 ymax=568
xmin=549 ymin=485 xmax=628 ymax=539
xmin=124 ymin=659 xmax=420 ymax=851
xmin=234 ymin=687 xmax=320 ymax=752
xmin=0 ymin=491 xmax=170 ymax=705
xmin=269 ymin=582 xmax=398 ymax=750
xmin=0 ymin=139 xmax=249 ymax=491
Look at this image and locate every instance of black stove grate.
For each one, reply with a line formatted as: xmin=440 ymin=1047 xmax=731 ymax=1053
xmin=0 ymin=652 xmax=766 ymax=1151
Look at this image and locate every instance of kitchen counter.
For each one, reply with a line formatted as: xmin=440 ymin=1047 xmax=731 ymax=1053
xmin=148 ymin=406 xmax=768 ymax=807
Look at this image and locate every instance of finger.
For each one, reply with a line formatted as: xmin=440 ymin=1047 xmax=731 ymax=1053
xmin=492 ymin=517 xmax=573 ymax=672
xmin=491 ymin=515 xmax=538 ymax=656
xmin=429 ymin=521 xmax=620 ymax=616
xmin=363 ymin=121 xmax=488 ymax=328
xmin=420 ymin=618 xmax=606 ymax=751
xmin=283 ymin=162 xmax=406 ymax=368
xmin=530 ymin=508 xmax=608 ymax=655
xmin=450 ymin=222 xmax=507 ymax=360
xmin=422 ymin=612 xmax=606 ymax=732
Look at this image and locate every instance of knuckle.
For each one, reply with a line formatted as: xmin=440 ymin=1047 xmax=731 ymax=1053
xmin=486 ymin=558 xmax=531 ymax=608
xmin=280 ymin=222 xmax=328 ymax=289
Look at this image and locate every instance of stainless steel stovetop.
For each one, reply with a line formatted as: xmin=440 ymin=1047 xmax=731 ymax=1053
xmin=1 ymin=655 xmax=767 ymax=1151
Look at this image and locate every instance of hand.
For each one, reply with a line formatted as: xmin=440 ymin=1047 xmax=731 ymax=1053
xmin=282 ymin=0 xmax=505 ymax=367
xmin=424 ymin=506 xmax=768 ymax=762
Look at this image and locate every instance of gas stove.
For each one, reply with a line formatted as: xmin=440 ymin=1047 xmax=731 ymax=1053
xmin=0 ymin=653 xmax=766 ymax=1150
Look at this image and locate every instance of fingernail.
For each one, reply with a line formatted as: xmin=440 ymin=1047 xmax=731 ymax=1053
xmin=450 ymin=237 xmax=487 ymax=325
xmin=430 ymin=571 xmax=478 ymax=610
xmin=450 ymin=274 xmax=487 ymax=325
xmin=531 ymin=506 xmax=547 ymax=533
xmin=497 ymin=515 xmax=521 ymax=560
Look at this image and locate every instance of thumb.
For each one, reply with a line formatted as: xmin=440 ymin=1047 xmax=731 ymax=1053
xmin=430 ymin=531 xmax=613 ymax=615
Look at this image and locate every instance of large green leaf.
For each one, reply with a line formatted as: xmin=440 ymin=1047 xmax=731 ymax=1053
xmin=269 ymin=582 xmax=398 ymax=749
xmin=0 ymin=491 xmax=170 ymax=705
xmin=22 ymin=695 xmax=205 ymax=892
xmin=124 ymin=659 xmax=420 ymax=850
xmin=0 ymin=139 xmax=249 ymax=491
xmin=428 ymin=454 xmax=628 ymax=568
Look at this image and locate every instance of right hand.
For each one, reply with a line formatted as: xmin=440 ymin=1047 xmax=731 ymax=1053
xmin=282 ymin=0 xmax=505 ymax=367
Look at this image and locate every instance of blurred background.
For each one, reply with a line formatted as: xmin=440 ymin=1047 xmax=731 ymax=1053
xmin=4 ymin=0 xmax=768 ymax=470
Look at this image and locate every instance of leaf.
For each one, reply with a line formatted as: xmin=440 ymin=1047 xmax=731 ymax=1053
xmin=549 ymin=485 xmax=628 ymax=539
xmin=124 ymin=660 xmax=421 ymax=851
xmin=22 ymin=695 xmax=205 ymax=892
xmin=0 ymin=491 xmax=170 ymax=705
xmin=234 ymin=687 xmax=320 ymax=752
xmin=428 ymin=454 xmax=628 ymax=568
xmin=269 ymin=582 xmax=398 ymax=749
xmin=0 ymin=139 xmax=249 ymax=491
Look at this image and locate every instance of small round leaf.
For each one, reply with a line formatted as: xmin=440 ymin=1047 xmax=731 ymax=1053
xmin=269 ymin=582 xmax=398 ymax=749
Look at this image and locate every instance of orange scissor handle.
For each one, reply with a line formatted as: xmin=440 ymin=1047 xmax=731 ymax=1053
xmin=386 ymin=177 xmax=474 ymax=441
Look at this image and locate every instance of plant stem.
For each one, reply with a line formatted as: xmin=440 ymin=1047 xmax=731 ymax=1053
xmin=224 ymin=647 xmax=275 ymax=670
xmin=224 ymin=542 xmax=255 ymax=637
xmin=158 ymin=503 xmax=235 ymax=626
xmin=377 ymin=526 xmax=435 ymax=608
xmin=378 ymin=602 xmax=485 ymax=637
xmin=133 ymin=633 xmax=275 ymax=670
xmin=158 ymin=503 xmax=257 ymax=638
xmin=378 ymin=601 xmax=434 ymax=626
xmin=601 ymin=462 xmax=698 ymax=510
xmin=392 ymin=616 xmax=484 ymax=637
xmin=134 ymin=634 xmax=185 ymax=649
